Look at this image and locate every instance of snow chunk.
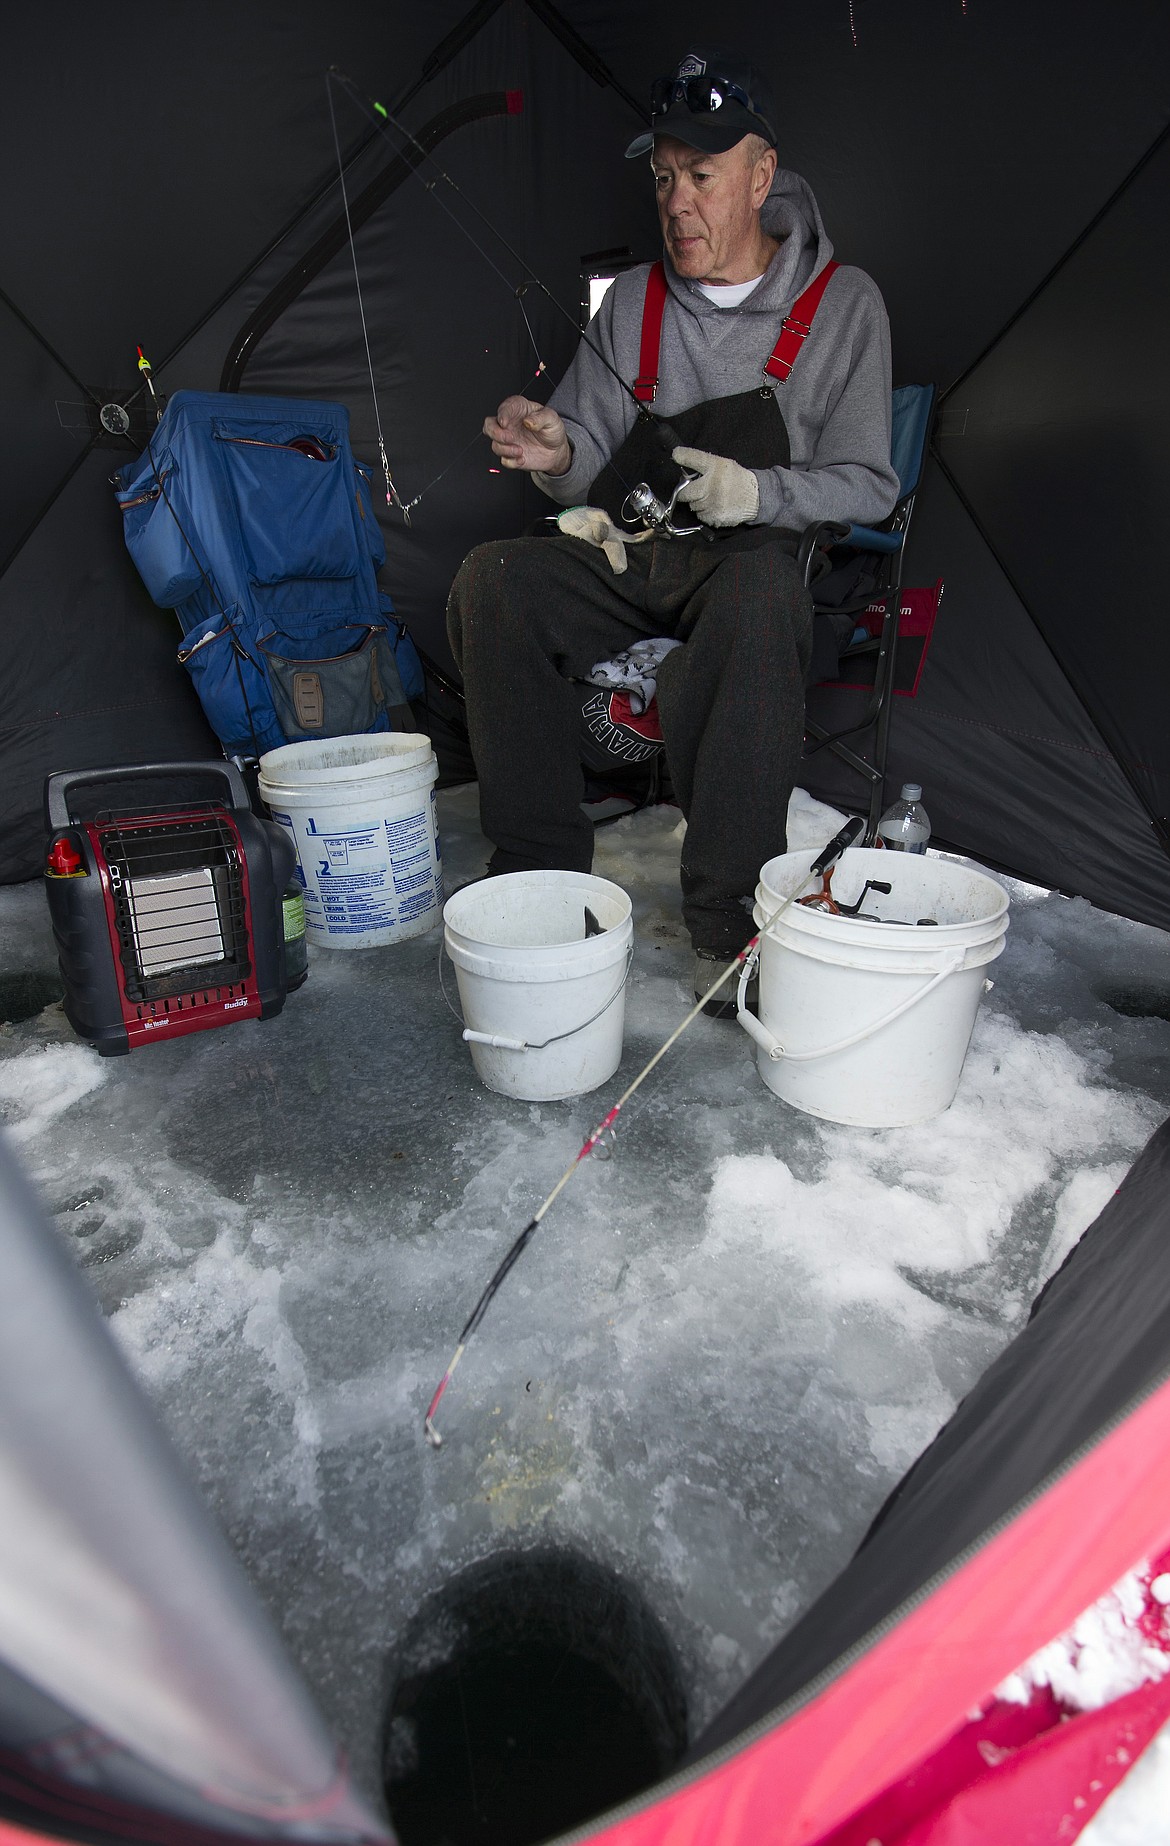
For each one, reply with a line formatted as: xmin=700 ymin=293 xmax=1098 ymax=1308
xmin=0 ymin=1044 xmax=106 ymax=1142
xmin=996 ymin=1565 xmax=1170 ymax=1713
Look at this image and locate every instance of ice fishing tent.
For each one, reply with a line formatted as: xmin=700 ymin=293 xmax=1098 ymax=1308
xmin=3 ymin=1110 xmax=1170 ymax=1846
xmin=5 ymin=4 xmax=1170 ymax=1841
xmin=3 ymin=0 xmax=1170 ymax=925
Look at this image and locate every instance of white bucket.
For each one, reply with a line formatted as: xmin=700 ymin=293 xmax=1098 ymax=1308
xmin=443 ymin=871 xmax=633 ymax=1101
xmin=258 ymin=734 xmax=441 ymax=949
xmin=737 ymin=847 xmax=1009 ymax=1127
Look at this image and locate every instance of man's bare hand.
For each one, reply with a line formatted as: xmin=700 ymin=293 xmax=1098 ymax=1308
xmin=484 ymin=396 xmax=572 ymax=476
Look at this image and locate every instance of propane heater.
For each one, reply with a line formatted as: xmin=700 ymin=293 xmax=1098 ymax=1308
xmin=44 ymin=762 xmax=296 ymax=1055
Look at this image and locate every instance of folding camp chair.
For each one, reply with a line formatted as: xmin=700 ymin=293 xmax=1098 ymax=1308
xmin=799 ymin=383 xmax=937 ymax=839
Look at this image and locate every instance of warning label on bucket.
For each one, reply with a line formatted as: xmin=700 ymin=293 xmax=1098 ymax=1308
xmin=400 ymin=883 xmax=439 ymax=920
xmin=385 ymin=812 xmax=427 ymax=852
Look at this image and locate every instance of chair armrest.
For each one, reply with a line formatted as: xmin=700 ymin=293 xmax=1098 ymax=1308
xmin=841 ymin=524 xmax=904 ymax=554
xmin=798 ymin=520 xmax=851 ymax=588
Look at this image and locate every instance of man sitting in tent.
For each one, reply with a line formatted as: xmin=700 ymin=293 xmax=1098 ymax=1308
xmin=447 ymin=47 xmax=899 ymax=1009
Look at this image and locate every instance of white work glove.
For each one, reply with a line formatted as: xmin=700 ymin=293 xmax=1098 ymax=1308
xmin=484 ymin=395 xmax=572 ymax=476
xmin=672 ymin=446 xmax=761 ymax=528
xmin=557 ymin=505 xmax=632 ymax=573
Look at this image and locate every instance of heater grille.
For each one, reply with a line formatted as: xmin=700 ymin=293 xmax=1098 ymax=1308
xmin=126 ymin=867 xmax=225 ymax=975
xmin=95 ymin=805 xmax=253 ymax=1001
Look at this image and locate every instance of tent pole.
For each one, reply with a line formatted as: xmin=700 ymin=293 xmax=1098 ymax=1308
xmin=393 ymin=0 xmax=509 ymax=115
xmin=0 ymin=284 xmax=101 ymax=405
xmin=140 ymin=1 xmax=512 ymax=396
xmin=523 ymin=0 xmax=650 ymax=122
xmin=218 ymin=93 xmax=518 ymax=393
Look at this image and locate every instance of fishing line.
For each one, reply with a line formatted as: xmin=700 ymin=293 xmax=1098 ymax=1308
xmin=327 ymin=69 xmax=553 ymax=514
xmin=326 ymin=68 xmax=678 ymax=512
xmin=328 ymin=69 xmax=546 ymax=354
xmin=331 ymin=70 xmax=581 ymax=364
xmin=327 ymin=77 xmax=410 ymax=522
xmin=423 ymin=817 xmax=866 ymax=1448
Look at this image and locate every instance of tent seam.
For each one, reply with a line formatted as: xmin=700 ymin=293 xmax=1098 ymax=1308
xmin=907 ymin=700 xmax=1152 ymax=767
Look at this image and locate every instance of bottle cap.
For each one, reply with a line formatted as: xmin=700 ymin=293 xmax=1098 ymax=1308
xmin=901 ymin=783 xmax=922 ymax=802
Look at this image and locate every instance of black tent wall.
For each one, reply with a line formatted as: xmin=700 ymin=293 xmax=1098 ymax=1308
xmin=3 ymin=1 xmax=1169 ymax=927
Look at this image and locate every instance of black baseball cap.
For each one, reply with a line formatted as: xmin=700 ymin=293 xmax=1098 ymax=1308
xmin=625 ymin=48 xmax=779 ymax=160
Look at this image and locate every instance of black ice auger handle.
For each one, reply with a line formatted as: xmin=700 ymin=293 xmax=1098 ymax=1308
xmin=44 ymin=760 xmax=252 ymax=830
xmin=810 ymin=816 xmax=865 ymax=877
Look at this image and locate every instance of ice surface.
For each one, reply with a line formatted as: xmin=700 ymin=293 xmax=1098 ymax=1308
xmin=2 ymin=785 xmax=1170 ymax=1816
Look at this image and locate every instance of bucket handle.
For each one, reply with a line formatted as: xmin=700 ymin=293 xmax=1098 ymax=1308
xmin=737 ymin=948 xmax=966 ymax=1063
xmin=439 ymin=935 xmax=633 ymax=1053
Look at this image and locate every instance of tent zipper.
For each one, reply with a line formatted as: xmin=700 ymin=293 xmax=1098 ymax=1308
xmin=213 ymin=435 xmax=338 ymax=458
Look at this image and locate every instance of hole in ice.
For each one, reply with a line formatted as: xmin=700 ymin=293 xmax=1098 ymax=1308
xmin=0 ymin=968 xmax=65 ymax=1024
xmin=1096 ymin=980 xmax=1170 ymax=1022
xmin=383 ymin=1547 xmax=686 ymax=1846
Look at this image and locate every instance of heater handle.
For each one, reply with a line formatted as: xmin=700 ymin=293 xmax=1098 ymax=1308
xmin=45 ymin=761 xmax=252 ymax=830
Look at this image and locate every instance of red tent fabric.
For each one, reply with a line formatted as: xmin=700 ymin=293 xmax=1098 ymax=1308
xmin=584 ymin=1373 xmax=1170 ymax=1846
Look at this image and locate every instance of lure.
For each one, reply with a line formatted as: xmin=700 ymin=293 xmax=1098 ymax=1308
xmin=136 ymin=346 xmax=162 ymax=423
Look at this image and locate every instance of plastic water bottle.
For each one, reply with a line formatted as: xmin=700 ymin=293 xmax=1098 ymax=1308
xmin=877 ymin=783 xmax=931 ymax=854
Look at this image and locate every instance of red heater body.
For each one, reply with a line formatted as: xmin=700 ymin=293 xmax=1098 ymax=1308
xmin=44 ymin=762 xmax=296 ymax=1055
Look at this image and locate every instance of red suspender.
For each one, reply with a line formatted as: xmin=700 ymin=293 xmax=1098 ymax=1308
xmin=633 ymin=261 xmax=669 ymax=403
xmin=763 ymin=260 xmax=839 ymax=384
xmin=632 ymin=257 xmax=840 ymax=400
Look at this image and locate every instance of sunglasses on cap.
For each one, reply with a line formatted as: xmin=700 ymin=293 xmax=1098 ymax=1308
xmin=650 ymin=74 xmax=775 ymax=139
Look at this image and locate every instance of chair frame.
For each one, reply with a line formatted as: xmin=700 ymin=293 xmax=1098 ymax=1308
xmin=799 ymin=385 xmax=937 ymax=841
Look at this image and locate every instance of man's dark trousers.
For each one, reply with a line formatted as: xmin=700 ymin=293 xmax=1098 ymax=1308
xmin=447 ymin=531 xmax=813 ymax=957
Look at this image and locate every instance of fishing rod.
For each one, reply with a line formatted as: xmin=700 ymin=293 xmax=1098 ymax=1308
xmin=325 ymin=68 xmax=688 ymax=518
xmin=423 ymin=815 xmax=865 ymax=1448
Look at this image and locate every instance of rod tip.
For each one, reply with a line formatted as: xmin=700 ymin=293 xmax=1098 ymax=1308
xmin=424 ymin=1417 xmax=443 ymax=1449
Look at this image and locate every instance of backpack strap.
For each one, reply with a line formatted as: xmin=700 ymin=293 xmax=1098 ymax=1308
xmin=764 ymin=259 xmax=840 ymax=385
xmin=633 ymin=261 xmax=669 ymax=403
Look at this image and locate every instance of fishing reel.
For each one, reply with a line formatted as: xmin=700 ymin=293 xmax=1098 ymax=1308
xmin=621 ymin=469 xmax=702 ymax=538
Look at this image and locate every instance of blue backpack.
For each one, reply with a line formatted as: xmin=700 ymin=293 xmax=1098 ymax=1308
xmin=115 ymin=390 xmax=422 ymax=757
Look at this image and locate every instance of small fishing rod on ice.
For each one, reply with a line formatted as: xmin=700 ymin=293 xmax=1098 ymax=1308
xmin=423 ymin=815 xmax=866 ymax=1448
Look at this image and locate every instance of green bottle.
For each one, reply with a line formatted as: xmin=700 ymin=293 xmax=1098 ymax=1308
xmin=282 ymin=881 xmax=309 ymax=991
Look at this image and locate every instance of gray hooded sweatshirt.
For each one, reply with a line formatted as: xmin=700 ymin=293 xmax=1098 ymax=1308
xmin=533 ymin=167 xmax=899 ymax=533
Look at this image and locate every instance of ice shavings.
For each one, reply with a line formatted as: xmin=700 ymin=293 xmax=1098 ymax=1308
xmin=996 ymin=1559 xmax=1170 ymax=1713
xmin=1041 ymin=1163 xmax=1130 ymax=1281
xmin=0 ymin=1043 xmax=107 ymax=1142
xmin=706 ymin=1011 xmax=1154 ymax=1311
xmin=699 ymin=1005 xmax=1157 ymax=1482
